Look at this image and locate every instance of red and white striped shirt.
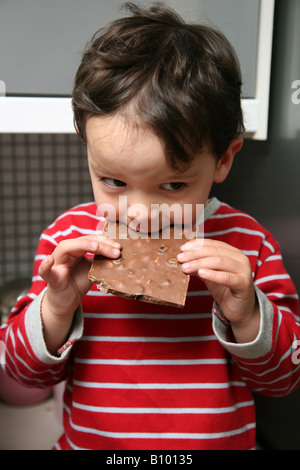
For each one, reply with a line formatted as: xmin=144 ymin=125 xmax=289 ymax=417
xmin=1 ymin=198 xmax=300 ymax=450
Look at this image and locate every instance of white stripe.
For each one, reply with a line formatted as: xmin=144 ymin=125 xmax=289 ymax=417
xmin=67 ymin=414 xmax=255 ymax=440
xmin=40 ymin=233 xmax=58 ymax=246
xmin=255 ymin=274 xmax=290 ymax=286
xmin=75 ymin=358 xmax=226 ymax=365
xmin=13 ymin=328 xmax=64 ymax=379
xmin=254 ymin=371 xmax=300 ymax=395
xmin=206 ymin=227 xmax=264 ymax=238
xmin=81 ymin=335 xmax=216 ymax=343
xmin=27 ymin=293 xmax=37 ymax=300
xmin=241 ymin=250 xmax=259 ymax=257
xmin=85 ymin=290 xmax=108 ymax=297
xmin=73 ymin=380 xmax=246 ymax=390
xmin=8 ymin=296 xmax=37 ymax=314
xmin=73 ymin=400 xmax=253 ymax=415
xmin=47 ymin=203 xmax=100 ymax=228
xmin=278 ymin=305 xmax=294 ymax=315
xmin=34 ymin=254 xmax=47 ymax=261
xmin=265 ymin=255 xmax=282 ymax=262
xmin=53 ymin=210 xmax=101 ymax=223
xmin=205 ymin=227 xmax=275 ymax=252
xmin=65 ymin=434 xmax=85 ymax=450
xmin=9 ymin=292 xmax=37 ymax=312
xmin=266 ymin=292 xmax=298 ymax=299
xmin=52 ymin=225 xmax=99 ymax=239
xmin=4 ymin=347 xmax=52 ymax=386
xmin=32 ymin=275 xmax=44 ymax=282
xmin=238 ymin=344 xmax=291 ymax=376
xmin=209 ymin=212 xmax=254 ymax=220
xmin=241 ymin=362 xmax=300 ymax=390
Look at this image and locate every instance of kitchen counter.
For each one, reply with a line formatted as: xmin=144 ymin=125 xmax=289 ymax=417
xmin=0 ymin=396 xmax=62 ymax=450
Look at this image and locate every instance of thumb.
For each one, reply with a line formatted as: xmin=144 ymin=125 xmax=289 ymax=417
xmin=38 ymin=255 xmax=55 ymax=283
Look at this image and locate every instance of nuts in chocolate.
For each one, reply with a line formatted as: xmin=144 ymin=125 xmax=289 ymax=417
xmin=88 ymin=223 xmax=195 ymax=307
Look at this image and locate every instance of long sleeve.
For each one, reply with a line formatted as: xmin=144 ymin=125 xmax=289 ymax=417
xmin=212 ymin=227 xmax=300 ymax=397
xmin=0 ymin=214 xmax=85 ymax=388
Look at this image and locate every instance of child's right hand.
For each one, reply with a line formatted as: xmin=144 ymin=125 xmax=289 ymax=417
xmin=38 ymin=235 xmax=121 ymax=355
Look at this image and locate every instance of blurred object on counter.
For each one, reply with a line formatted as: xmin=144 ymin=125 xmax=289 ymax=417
xmin=0 ymin=369 xmax=52 ymax=406
xmin=0 ymin=278 xmax=31 ymax=324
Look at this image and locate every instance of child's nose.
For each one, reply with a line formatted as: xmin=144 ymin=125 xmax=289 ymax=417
xmin=126 ymin=200 xmax=155 ymax=233
xmin=127 ymin=201 xmax=149 ymax=221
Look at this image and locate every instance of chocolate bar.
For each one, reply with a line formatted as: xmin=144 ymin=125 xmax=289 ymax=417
xmin=88 ymin=223 xmax=195 ymax=307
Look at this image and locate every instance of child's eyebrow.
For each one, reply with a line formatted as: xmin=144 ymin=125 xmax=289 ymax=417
xmin=90 ymin=160 xmax=118 ymax=177
xmin=164 ymin=168 xmax=201 ymax=180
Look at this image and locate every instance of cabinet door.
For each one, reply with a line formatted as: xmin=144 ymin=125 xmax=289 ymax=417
xmin=0 ymin=0 xmax=259 ymax=97
xmin=0 ymin=0 xmax=274 ymax=138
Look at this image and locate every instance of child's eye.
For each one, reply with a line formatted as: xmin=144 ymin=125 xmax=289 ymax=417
xmin=161 ymin=182 xmax=186 ymax=191
xmin=101 ymin=177 xmax=126 ymax=188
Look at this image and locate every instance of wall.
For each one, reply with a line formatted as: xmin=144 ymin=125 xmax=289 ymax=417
xmin=212 ymin=0 xmax=300 ymax=449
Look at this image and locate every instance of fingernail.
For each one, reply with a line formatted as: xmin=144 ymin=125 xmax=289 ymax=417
xmin=180 ymin=243 xmax=191 ymax=251
xmin=112 ymin=248 xmax=120 ymax=256
xmin=177 ymin=253 xmax=184 ymax=260
xmin=182 ymin=262 xmax=190 ymax=270
xmin=113 ymin=242 xmax=121 ymax=249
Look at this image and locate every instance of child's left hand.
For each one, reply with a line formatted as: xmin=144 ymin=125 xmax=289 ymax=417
xmin=177 ymin=238 xmax=260 ymax=343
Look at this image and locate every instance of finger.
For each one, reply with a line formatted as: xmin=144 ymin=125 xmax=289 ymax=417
xmin=198 ymin=267 xmax=235 ymax=286
xmin=180 ymin=256 xmax=242 ymax=276
xmin=177 ymin=246 xmax=243 ymax=266
xmin=38 ymin=254 xmax=55 ymax=283
xmin=39 ymin=251 xmax=75 ymax=289
xmin=97 ymin=236 xmax=121 ymax=249
xmin=197 ymin=268 xmax=252 ymax=297
xmin=52 ymin=237 xmax=120 ymax=267
xmin=181 ymin=238 xmax=239 ymax=253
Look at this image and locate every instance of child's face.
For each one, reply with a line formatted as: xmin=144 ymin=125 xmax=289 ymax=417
xmin=86 ymin=114 xmax=234 ymax=233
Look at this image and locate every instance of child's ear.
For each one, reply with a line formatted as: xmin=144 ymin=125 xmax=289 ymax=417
xmin=214 ymin=137 xmax=243 ymax=183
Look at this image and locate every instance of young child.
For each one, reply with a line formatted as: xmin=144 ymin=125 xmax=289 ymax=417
xmin=1 ymin=3 xmax=299 ymax=450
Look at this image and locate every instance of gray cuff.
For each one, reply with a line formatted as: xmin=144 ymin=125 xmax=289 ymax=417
xmin=212 ymin=286 xmax=274 ymax=360
xmin=25 ymin=288 xmax=84 ymax=364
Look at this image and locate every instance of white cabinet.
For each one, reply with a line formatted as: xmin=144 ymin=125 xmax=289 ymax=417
xmin=0 ymin=0 xmax=274 ymax=138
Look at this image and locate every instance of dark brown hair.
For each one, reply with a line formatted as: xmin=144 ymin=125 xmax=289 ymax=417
xmin=72 ymin=2 xmax=244 ymax=170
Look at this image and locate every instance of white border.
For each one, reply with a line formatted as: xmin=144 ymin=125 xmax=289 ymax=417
xmin=252 ymin=0 xmax=275 ymax=140
xmin=0 ymin=96 xmax=258 ymax=135
xmin=0 ymin=97 xmax=74 ymax=133
xmin=0 ymin=0 xmax=274 ymax=138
